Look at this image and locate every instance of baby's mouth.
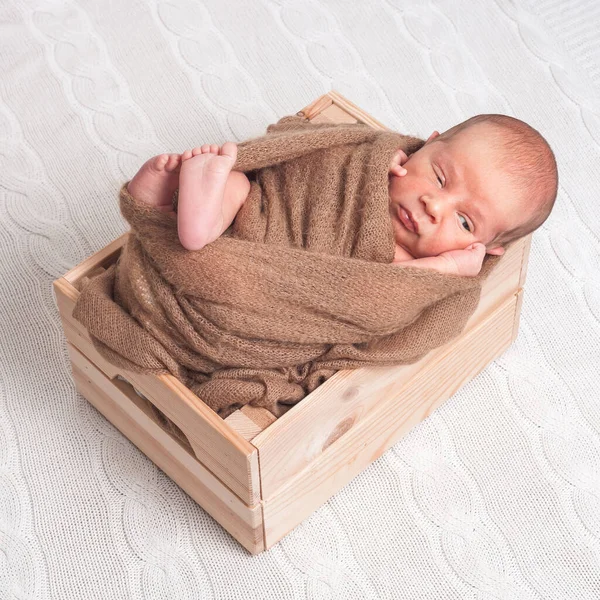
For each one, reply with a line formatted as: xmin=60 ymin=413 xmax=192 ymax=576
xmin=397 ymin=205 xmax=417 ymax=233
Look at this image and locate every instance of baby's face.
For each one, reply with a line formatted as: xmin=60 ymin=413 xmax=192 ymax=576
xmin=388 ymin=125 xmax=525 ymax=260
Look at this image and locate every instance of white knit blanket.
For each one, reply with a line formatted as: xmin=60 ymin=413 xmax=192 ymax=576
xmin=1 ymin=1 xmax=599 ymax=598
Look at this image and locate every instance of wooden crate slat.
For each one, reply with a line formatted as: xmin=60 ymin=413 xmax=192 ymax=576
xmin=464 ymin=235 xmax=528 ymax=330
xmin=240 ymin=405 xmax=277 ymax=430
xmin=297 ymin=95 xmax=333 ymax=120
xmin=260 ymin=292 xmax=519 ymax=548
xmin=68 ymin=343 xmax=264 ymax=554
xmin=62 ymin=233 xmax=128 ymax=286
xmin=319 ymin=103 xmax=358 ymax=124
xmin=328 ymin=90 xmax=389 ymax=130
xmin=54 ymin=277 xmax=261 ymax=506
xmin=224 ymin=411 xmax=263 ymax=442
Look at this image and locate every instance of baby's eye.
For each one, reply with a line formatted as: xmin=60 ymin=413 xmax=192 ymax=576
xmin=459 ymin=214 xmax=471 ymax=232
xmin=436 ymin=174 xmax=444 ymax=188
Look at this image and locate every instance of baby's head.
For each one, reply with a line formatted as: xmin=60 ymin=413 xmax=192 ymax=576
xmin=389 ymin=114 xmax=558 ymax=259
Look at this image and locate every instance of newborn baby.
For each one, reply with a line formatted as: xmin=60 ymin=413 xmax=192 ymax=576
xmin=127 ymin=114 xmax=557 ymax=277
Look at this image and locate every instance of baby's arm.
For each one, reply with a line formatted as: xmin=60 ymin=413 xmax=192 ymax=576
xmin=395 ymin=244 xmax=487 ymax=277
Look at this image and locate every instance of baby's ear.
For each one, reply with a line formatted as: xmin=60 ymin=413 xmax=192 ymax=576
xmin=486 ymin=245 xmax=505 ymax=256
xmin=426 ymin=131 xmax=440 ymax=143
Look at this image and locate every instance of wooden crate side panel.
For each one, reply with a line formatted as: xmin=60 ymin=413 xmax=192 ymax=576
xmin=518 ymin=232 xmax=532 ymax=288
xmin=255 ymin=290 xmax=520 ymax=500
xmin=261 ymin=293 xmax=518 ymax=549
xmin=299 ymin=90 xmax=389 ymax=130
xmin=464 ymin=234 xmax=528 ymax=331
xmin=68 ymin=344 xmax=264 ymax=554
xmin=223 ymin=411 xmax=263 ymax=442
xmin=53 ymin=277 xmax=260 ymax=506
xmin=62 ymin=233 xmax=128 ymax=286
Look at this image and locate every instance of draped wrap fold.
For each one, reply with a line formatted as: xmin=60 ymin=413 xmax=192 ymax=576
xmin=72 ymin=115 xmax=508 ymax=419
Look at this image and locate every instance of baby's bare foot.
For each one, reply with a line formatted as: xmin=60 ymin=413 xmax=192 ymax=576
xmin=127 ymin=154 xmax=181 ymax=212
xmin=181 ymin=144 xmax=222 ymax=162
xmin=177 ymin=142 xmax=238 ymax=250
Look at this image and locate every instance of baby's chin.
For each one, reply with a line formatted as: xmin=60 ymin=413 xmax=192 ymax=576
xmin=392 ymin=243 xmax=416 ymax=263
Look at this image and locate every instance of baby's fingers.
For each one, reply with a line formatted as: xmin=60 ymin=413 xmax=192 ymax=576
xmin=466 ymin=243 xmax=485 ymax=252
xmin=390 ymin=149 xmax=409 ymax=176
xmin=389 ymin=149 xmax=400 ymax=165
xmin=390 ymin=164 xmax=407 ymax=176
xmin=396 ymin=149 xmax=409 ymax=165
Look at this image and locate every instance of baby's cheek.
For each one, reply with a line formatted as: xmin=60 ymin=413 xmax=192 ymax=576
xmin=413 ymin=234 xmax=452 ymax=258
xmin=389 ymin=175 xmax=408 ymax=198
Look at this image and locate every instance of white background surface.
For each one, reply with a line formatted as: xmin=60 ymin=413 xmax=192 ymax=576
xmin=1 ymin=0 xmax=599 ymax=598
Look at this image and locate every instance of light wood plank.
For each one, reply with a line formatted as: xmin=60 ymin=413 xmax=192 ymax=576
xmin=297 ymin=95 xmax=333 ymax=120
xmin=62 ymin=233 xmax=128 ymax=286
xmin=261 ymin=293 xmax=519 ymax=548
xmin=254 ymin=290 xmax=520 ymax=500
xmin=464 ymin=235 xmax=528 ymax=331
xmin=68 ymin=344 xmax=264 ymax=554
xmin=320 ymin=103 xmax=358 ymax=124
xmin=241 ymin=405 xmax=277 ymax=430
xmin=518 ymin=231 xmax=532 ymax=288
xmin=327 ymin=90 xmax=389 ymax=130
xmin=224 ymin=411 xmax=263 ymax=442
xmin=309 ymin=113 xmax=335 ymax=125
xmin=54 ymin=276 xmax=261 ymax=506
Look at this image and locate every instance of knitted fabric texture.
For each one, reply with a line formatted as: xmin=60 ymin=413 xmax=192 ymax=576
xmin=72 ymin=115 xmax=508 ymax=419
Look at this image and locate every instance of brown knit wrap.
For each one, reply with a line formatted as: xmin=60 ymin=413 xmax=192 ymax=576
xmin=72 ymin=115 xmax=508 ymax=419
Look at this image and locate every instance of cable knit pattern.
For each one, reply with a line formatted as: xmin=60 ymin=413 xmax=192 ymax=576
xmin=1 ymin=0 xmax=599 ymax=598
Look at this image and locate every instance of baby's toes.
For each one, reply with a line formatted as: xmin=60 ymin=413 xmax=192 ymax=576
xmin=182 ymin=149 xmax=193 ymax=161
xmin=219 ymin=142 xmax=238 ymax=161
xmin=165 ymin=153 xmax=181 ymax=172
xmin=210 ymin=144 xmax=219 ymax=154
xmin=201 ymin=144 xmax=211 ymax=153
xmin=191 ymin=147 xmax=203 ymax=156
xmin=151 ymin=154 xmax=170 ymax=171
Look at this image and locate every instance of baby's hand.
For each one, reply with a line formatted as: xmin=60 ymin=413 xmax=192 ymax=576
xmin=395 ymin=243 xmax=487 ymax=277
xmin=389 ymin=148 xmax=409 ymax=177
xmin=434 ymin=243 xmax=487 ymax=277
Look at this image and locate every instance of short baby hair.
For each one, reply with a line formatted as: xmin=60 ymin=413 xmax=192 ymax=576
xmin=439 ymin=114 xmax=558 ymax=249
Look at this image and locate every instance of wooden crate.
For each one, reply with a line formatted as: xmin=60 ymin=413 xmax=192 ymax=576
xmin=53 ymin=91 xmax=531 ymax=555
